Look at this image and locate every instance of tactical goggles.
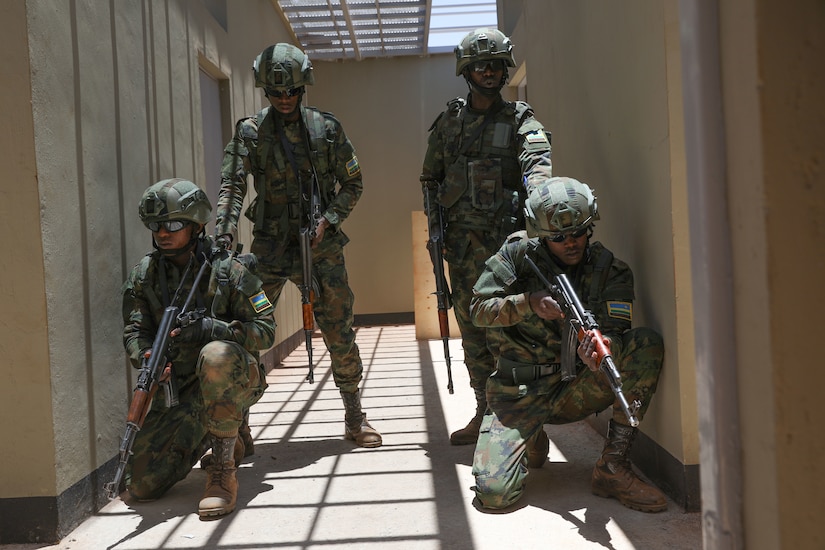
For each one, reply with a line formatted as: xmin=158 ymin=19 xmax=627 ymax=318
xmin=147 ymin=220 xmax=189 ymax=233
xmin=265 ymin=86 xmax=304 ymax=98
xmin=547 ymin=227 xmax=588 ymax=243
xmin=470 ymin=60 xmax=506 ymax=73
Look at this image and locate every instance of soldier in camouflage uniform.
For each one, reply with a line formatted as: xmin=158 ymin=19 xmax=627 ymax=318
xmin=470 ymin=177 xmax=666 ymax=512
xmin=420 ymin=28 xmax=553 ymax=445
xmin=123 ymin=179 xmax=275 ymax=518
xmin=215 ymin=44 xmax=381 ymax=447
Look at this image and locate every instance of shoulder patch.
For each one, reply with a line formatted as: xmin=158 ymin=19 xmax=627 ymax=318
xmin=607 ymin=301 xmax=632 ymax=322
xmin=249 ymin=290 xmax=273 ymax=313
xmin=346 ymin=155 xmax=361 ymax=177
xmin=525 ymin=130 xmax=549 ymax=144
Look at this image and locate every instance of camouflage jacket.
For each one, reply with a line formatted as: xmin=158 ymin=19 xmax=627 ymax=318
xmin=420 ymin=95 xmax=552 ymax=236
xmin=470 ymin=231 xmax=634 ymax=366
xmin=215 ymin=105 xmax=362 ymax=249
xmin=122 ymin=238 xmax=276 ymax=377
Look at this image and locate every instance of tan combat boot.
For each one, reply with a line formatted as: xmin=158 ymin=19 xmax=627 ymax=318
xmin=198 ymin=435 xmax=239 ymax=518
xmin=526 ymin=427 xmax=550 ymax=469
xmin=342 ymin=389 xmax=382 ymax=448
xmin=238 ymin=411 xmax=255 ymax=459
xmin=450 ymin=387 xmax=487 ymax=445
xmin=591 ymin=420 xmax=667 ymax=512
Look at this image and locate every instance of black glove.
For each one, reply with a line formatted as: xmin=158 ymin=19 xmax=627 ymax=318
xmin=174 ymin=315 xmax=237 ymax=344
xmin=174 ymin=316 xmax=214 ymax=344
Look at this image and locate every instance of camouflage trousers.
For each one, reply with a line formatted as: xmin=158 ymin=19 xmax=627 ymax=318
xmin=127 ymin=341 xmax=266 ymax=501
xmin=472 ymin=327 xmax=664 ymax=509
xmin=447 ymin=229 xmax=505 ymax=391
xmin=252 ymin=237 xmax=363 ymax=393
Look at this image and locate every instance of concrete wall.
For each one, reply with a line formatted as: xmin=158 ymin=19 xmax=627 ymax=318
xmin=721 ymin=1 xmax=825 ymax=548
xmin=308 ymin=55 xmax=466 ymax=317
xmin=0 ymin=0 xmax=295 ymax=542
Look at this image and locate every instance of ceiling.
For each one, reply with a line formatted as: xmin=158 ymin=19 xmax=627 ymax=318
xmin=273 ymin=0 xmax=498 ymax=61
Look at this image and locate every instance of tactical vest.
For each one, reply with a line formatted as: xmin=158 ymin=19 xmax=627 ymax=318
xmin=434 ymin=97 xmax=537 ymax=233
xmin=244 ymin=106 xmax=334 ymax=237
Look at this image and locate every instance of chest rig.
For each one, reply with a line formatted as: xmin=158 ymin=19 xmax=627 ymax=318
xmin=435 ymin=97 xmax=534 ymax=233
xmin=246 ymin=106 xmax=332 ymax=237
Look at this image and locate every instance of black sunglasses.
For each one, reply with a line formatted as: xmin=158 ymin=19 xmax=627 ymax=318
xmin=147 ymin=220 xmax=189 ymax=233
xmin=470 ymin=60 xmax=505 ymax=73
xmin=265 ymin=86 xmax=304 ymax=98
xmin=548 ymin=227 xmax=588 ymax=243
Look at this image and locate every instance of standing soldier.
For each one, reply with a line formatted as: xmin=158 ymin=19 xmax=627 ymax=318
xmin=215 ymin=44 xmax=381 ymax=447
xmin=123 ymin=178 xmax=275 ymax=518
xmin=421 ymin=28 xmax=553 ymax=445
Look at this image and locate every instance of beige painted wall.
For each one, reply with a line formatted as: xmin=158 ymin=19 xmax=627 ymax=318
xmin=0 ymin=0 xmax=56 ymax=498
xmin=506 ymin=0 xmax=698 ymax=465
xmin=2 ymin=0 xmax=296 ymax=499
xmin=307 ymin=54 xmax=467 ymax=316
xmin=721 ymin=1 xmax=825 ymax=547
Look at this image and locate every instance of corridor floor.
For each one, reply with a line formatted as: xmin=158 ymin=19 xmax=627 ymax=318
xmin=7 ymin=324 xmax=701 ymax=550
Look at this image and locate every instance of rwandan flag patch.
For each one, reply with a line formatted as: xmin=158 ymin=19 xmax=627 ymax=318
xmin=249 ymin=290 xmax=272 ymax=313
xmin=346 ymin=156 xmax=361 ymax=177
xmin=607 ymin=301 xmax=632 ymax=322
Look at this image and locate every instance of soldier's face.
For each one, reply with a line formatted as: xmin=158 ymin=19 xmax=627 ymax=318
xmin=267 ymin=91 xmax=301 ymax=120
xmin=545 ymin=233 xmax=587 ymax=266
xmin=152 ymin=222 xmax=196 ymax=252
xmin=468 ymin=61 xmax=505 ymax=90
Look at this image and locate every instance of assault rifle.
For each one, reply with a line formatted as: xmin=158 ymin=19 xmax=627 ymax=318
xmin=524 ymin=256 xmax=641 ymax=427
xmin=299 ymin=173 xmax=323 ymax=384
xmin=104 ymin=246 xmax=216 ymax=499
xmin=424 ymin=188 xmax=454 ymax=394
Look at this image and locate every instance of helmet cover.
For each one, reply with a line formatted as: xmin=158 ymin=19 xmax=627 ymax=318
xmin=524 ymin=177 xmax=599 ymax=238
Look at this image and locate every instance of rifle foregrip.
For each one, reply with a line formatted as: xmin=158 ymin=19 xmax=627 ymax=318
xmin=437 ymin=309 xmax=450 ymax=339
xmin=128 ymin=389 xmax=154 ymax=427
xmin=302 ymin=302 xmax=314 ymax=331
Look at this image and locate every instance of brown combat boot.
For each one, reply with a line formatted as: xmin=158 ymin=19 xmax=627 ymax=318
xmin=198 ymin=435 xmax=239 ymax=518
xmin=591 ymin=420 xmax=667 ymax=512
xmin=200 ymin=434 xmax=245 ymax=469
xmin=450 ymin=387 xmax=487 ymax=445
xmin=342 ymin=389 xmax=382 ymax=448
xmin=201 ymin=411 xmax=253 ymax=469
xmin=526 ymin=427 xmax=550 ymax=469
xmin=238 ymin=410 xmax=255 ymax=459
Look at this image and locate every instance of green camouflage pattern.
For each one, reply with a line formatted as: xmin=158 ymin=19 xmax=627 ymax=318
xmin=121 ymin=239 xmax=274 ymax=500
xmin=216 ymin=105 xmax=362 ymax=240
xmin=251 ymin=236 xmax=363 ymax=393
xmin=468 ymin=232 xmax=664 ymax=509
xmin=126 ymin=341 xmax=265 ymax=500
xmin=215 ymin=104 xmax=365 ymax=393
xmin=420 ymin=97 xmax=552 ymax=393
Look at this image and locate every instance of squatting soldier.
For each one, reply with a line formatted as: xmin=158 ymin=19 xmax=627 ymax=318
xmin=215 ymin=44 xmax=381 ymax=447
xmin=421 ymin=28 xmax=553 ymax=445
xmin=123 ymin=178 xmax=275 ymax=518
xmin=470 ymin=177 xmax=667 ymax=512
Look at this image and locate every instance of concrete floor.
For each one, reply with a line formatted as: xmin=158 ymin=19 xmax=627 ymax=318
xmin=5 ymin=324 xmax=701 ymax=550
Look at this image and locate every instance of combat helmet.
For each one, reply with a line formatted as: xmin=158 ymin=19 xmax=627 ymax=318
xmin=454 ymin=28 xmax=516 ymax=76
xmin=524 ymin=177 xmax=599 ymax=238
xmin=139 ymin=178 xmax=211 ymax=229
xmin=253 ymin=43 xmax=314 ymax=91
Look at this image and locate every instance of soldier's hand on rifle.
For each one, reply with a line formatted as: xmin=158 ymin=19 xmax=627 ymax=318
xmin=577 ymin=330 xmax=611 ymax=372
xmin=171 ymin=317 xmax=214 ymax=344
xmin=311 ymin=217 xmax=330 ymax=248
xmin=142 ymin=349 xmax=172 ymax=381
xmin=529 ymin=290 xmax=565 ymax=321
